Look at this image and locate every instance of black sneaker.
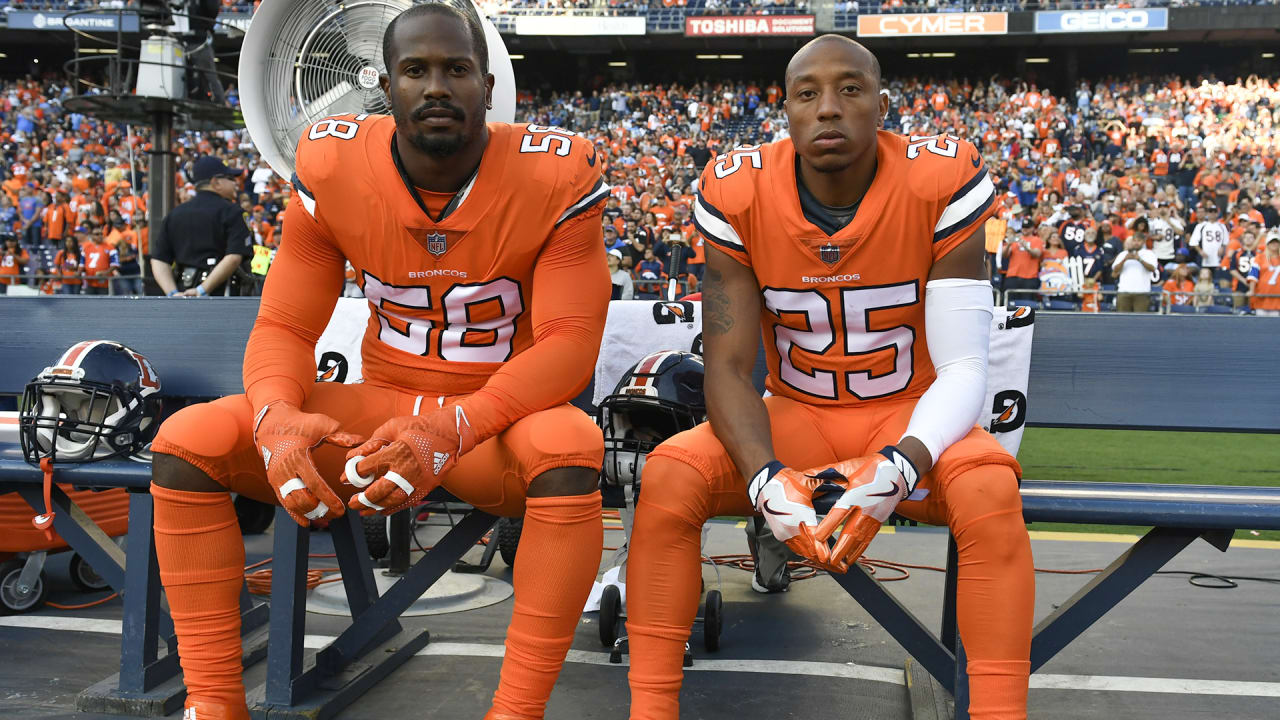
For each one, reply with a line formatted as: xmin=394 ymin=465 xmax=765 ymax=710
xmin=745 ymin=517 xmax=792 ymax=593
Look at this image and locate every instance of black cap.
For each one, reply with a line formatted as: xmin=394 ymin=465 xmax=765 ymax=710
xmin=192 ymin=156 xmax=243 ymax=184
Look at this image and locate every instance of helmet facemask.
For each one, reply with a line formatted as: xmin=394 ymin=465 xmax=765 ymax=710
xmin=600 ymin=395 xmax=702 ymax=489
xmin=20 ymin=377 xmax=156 ymax=464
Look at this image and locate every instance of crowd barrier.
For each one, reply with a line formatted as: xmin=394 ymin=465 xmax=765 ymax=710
xmin=1 ymin=274 xmax=147 ymax=298
xmin=1003 ymin=288 xmax=1278 ymax=315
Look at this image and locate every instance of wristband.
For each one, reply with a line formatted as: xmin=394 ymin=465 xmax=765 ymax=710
xmin=879 ymin=445 xmax=920 ymax=494
xmin=196 ymin=285 xmax=208 ymax=296
xmin=167 ymin=289 xmax=180 ymax=297
xmin=747 ymin=460 xmax=784 ymax=507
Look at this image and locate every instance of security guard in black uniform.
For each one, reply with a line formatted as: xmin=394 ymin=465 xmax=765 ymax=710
xmin=150 ymin=156 xmax=252 ymax=297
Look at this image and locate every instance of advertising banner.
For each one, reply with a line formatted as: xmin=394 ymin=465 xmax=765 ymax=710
xmin=857 ymin=12 xmax=1008 ymax=37
xmin=7 ymin=10 xmax=140 ymax=32
xmin=684 ymin=15 xmax=816 ymax=37
xmin=514 ymin=15 xmax=646 ymax=36
xmin=1035 ymin=9 xmax=1168 ymax=33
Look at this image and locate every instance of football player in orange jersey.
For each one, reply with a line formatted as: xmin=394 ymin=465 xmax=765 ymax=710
xmin=627 ymin=36 xmax=1032 ymax=720
xmin=148 ymin=5 xmax=610 ymax=720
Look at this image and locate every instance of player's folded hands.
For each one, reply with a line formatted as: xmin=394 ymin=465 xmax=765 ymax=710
xmin=342 ymin=405 xmax=477 ymax=516
xmin=802 ymin=446 xmax=918 ymax=574
xmin=253 ymin=403 xmax=365 ymax=527
xmin=747 ymin=460 xmax=830 ymax=567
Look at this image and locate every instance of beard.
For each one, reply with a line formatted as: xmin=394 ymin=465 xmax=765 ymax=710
xmin=393 ymin=98 xmax=484 ymax=158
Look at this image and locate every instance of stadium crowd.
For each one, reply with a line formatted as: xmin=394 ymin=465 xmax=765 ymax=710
xmin=2 ymin=69 xmax=1279 ymax=313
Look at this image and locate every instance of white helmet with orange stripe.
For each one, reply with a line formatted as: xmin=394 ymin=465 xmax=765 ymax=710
xmin=19 ymin=341 xmax=162 ymax=464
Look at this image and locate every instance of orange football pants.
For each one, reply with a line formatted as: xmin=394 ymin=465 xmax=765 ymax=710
xmin=626 ymin=395 xmax=1033 ymax=720
xmin=151 ymin=381 xmax=605 ymax=719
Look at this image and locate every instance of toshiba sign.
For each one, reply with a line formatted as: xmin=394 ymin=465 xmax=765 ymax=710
xmin=857 ymin=12 xmax=1008 ymax=37
xmin=685 ymin=15 xmax=815 ymax=37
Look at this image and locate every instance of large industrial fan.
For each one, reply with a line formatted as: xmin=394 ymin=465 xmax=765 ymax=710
xmin=238 ymin=0 xmax=517 ymax=178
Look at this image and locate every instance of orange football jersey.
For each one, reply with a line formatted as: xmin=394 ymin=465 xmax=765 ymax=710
xmin=1252 ymin=253 xmax=1280 ymax=311
xmin=243 ymin=115 xmax=609 ymax=426
xmin=694 ymin=131 xmax=996 ymax=407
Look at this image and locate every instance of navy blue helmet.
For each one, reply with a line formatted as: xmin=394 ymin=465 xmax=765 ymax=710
xmin=20 ymin=341 xmax=162 ymax=465
xmin=599 ymin=350 xmax=706 ymax=488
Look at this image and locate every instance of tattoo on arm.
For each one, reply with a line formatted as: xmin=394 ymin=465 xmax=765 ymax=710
xmin=703 ymin=264 xmax=735 ymax=336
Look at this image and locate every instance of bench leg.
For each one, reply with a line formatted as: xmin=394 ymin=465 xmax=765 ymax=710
xmin=248 ymin=508 xmax=497 ymax=719
xmin=17 ymin=484 xmax=128 ymax=590
xmin=74 ymin=491 xmax=270 ymax=717
xmin=1030 ymin=526 xmax=1201 ymax=672
xmin=265 ymin=505 xmax=311 ymax=706
xmin=828 ymin=561 xmax=957 ymax=694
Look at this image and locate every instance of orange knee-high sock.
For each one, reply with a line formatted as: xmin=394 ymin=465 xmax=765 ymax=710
xmin=151 ymin=485 xmax=248 ymax=713
xmin=626 ymin=457 xmax=709 ymax=720
xmin=948 ymin=467 xmax=1034 ymax=720
xmin=487 ymin=491 xmax=602 ymax=720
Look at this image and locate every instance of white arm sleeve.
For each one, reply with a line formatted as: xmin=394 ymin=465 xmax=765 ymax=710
xmin=900 ymin=278 xmax=994 ymax=465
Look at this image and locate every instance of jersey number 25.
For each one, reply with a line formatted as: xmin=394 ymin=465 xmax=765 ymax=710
xmin=765 ymin=282 xmax=918 ymax=400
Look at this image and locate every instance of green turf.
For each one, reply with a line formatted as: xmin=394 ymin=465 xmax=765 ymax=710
xmin=1016 ymin=428 xmax=1280 ymax=541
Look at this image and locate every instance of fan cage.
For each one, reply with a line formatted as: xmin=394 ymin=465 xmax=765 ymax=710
xmin=262 ymin=0 xmax=413 ymax=174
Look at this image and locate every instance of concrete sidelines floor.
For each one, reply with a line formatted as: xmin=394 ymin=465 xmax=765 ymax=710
xmin=0 ymin=516 xmax=1277 ymax=719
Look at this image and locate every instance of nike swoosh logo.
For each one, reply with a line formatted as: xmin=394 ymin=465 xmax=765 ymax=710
xmin=762 ymin=499 xmax=791 ymax=516
xmin=587 ymin=147 xmax=597 ymax=167
xmin=971 ymin=154 xmax=981 ymax=168
xmin=869 ymin=483 xmax=901 ymax=499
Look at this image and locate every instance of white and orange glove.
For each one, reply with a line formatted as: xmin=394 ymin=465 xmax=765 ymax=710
xmin=747 ymin=460 xmax=828 ymax=564
xmin=342 ymin=404 xmax=477 ymax=516
xmin=253 ymin=403 xmax=364 ymax=526
xmin=805 ymin=445 xmax=920 ymax=573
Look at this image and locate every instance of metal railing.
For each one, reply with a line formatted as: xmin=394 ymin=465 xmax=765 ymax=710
xmin=1002 ymin=288 xmax=1279 ymax=315
xmin=0 ymin=273 xmax=146 ymax=297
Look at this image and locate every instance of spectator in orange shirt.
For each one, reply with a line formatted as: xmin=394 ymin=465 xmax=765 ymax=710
xmin=1080 ymin=277 xmax=1101 ymax=313
xmin=54 ymin=234 xmax=84 ymax=294
xmin=1249 ymin=233 xmax=1280 ymax=316
xmin=114 ymin=183 xmax=146 ymax=221
xmin=81 ymin=227 xmax=119 ymax=296
xmin=1001 ymin=224 xmax=1044 ymax=300
xmin=1161 ymin=261 xmax=1196 ymax=309
xmin=1 ymin=234 xmax=29 ymax=294
xmin=1042 ymin=227 xmax=1069 ymax=262
xmin=248 ymin=206 xmax=274 ymax=246
xmin=134 ymin=213 xmax=150 ymax=257
xmin=41 ymin=191 xmax=73 ymax=248
xmin=1 ymin=171 xmax=21 ymax=207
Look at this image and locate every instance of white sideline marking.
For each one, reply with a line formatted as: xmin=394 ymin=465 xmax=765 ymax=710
xmin=0 ymin=616 xmax=122 ymax=634
xmin=1029 ymin=674 xmax=1280 ymax=698
xmin=5 ymin=617 xmax=1280 ymax=698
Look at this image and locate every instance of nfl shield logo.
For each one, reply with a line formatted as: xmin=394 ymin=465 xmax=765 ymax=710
xmin=819 ymin=243 xmax=841 ymax=265
xmin=426 ymin=232 xmax=448 ymax=258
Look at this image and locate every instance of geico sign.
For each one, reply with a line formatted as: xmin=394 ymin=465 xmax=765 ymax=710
xmin=1061 ymin=10 xmax=1152 ymax=31
xmin=858 ymin=13 xmax=1007 ymax=37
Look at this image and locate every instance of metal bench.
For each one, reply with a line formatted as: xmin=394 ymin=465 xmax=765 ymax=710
xmin=811 ymin=312 xmax=1280 ymax=719
xmin=0 ymin=297 xmax=498 ymax=719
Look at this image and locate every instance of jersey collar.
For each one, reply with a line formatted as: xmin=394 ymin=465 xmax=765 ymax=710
xmin=390 ymin=133 xmax=482 ymax=224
